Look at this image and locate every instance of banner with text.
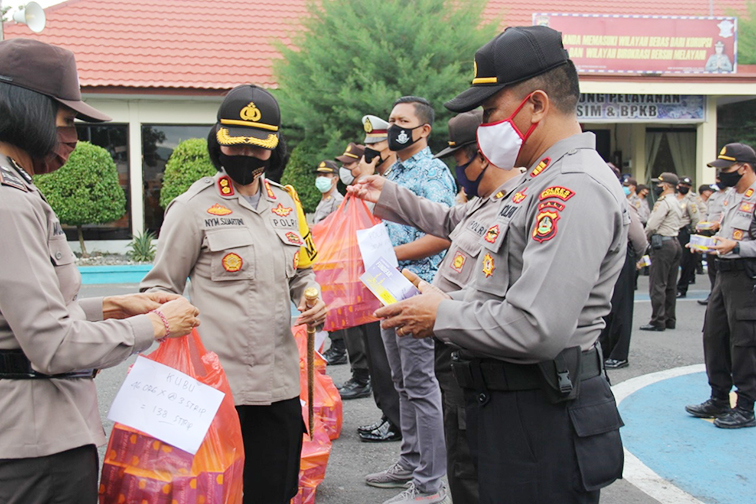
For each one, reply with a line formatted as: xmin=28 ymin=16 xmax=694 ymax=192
xmin=577 ymin=95 xmax=705 ymax=123
xmin=532 ymin=14 xmax=737 ymax=74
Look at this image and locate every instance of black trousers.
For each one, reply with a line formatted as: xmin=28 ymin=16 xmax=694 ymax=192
xmin=236 ymin=397 xmax=304 ymax=504
xmin=435 ymin=339 xmax=479 ymax=504
xmin=649 ymin=238 xmax=682 ymax=327
xmin=463 ymin=375 xmax=623 ymax=504
xmin=358 ymin=321 xmax=401 ymax=427
xmin=329 ymin=327 xmax=369 ymax=377
xmin=600 ymin=249 xmax=635 ymax=361
xmin=0 ymin=444 xmax=98 ymax=504
xmin=703 ymin=270 xmax=756 ymax=410
xmin=677 ymin=228 xmax=696 ymax=294
xmin=706 ymin=253 xmax=718 ymax=294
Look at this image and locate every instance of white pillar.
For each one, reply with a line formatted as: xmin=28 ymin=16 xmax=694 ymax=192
xmin=128 ymin=101 xmax=144 ymax=237
xmin=631 ymin=123 xmax=647 ymax=182
xmin=696 ymin=96 xmax=718 ymax=185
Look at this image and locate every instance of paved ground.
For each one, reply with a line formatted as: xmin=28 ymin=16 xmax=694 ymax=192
xmin=83 ymin=271 xmax=753 ymax=503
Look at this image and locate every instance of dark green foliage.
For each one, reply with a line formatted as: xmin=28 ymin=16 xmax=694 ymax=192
xmin=127 ymin=231 xmax=157 ymax=262
xmin=718 ymin=98 xmax=756 ymax=148
xmin=280 ymin=143 xmax=322 ymax=213
xmin=274 ymin=0 xmax=500 ymax=200
xmin=730 ymin=1 xmax=756 ymax=64
xmin=160 ymin=138 xmax=216 ymax=209
xmin=34 ymin=141 xmax=126 ymax=256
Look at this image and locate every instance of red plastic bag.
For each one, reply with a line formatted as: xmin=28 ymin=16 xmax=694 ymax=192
xmin=99 ymin=330 xmax=244 ymax=504
xmin=292 ymin=324 xmax=327 ymax=375
xmin=311 ymin=194 xmax=383 ymax=331
xmin=290 ymin=411 xmax=332 ymax=504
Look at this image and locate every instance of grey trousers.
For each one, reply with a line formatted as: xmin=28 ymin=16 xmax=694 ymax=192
xmin=381 ymin=326 xmax=447 ymax=493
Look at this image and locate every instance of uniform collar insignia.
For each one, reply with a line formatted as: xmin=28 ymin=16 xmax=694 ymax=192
xmin=746 ymin=188 xmax=754 ymax=198
xmin=263 ymin=179 xmax=277 ymax=200
xmin=530 ymin=157 xmax=551 ymax=178
xmin=218 ymin=176 xmax=235 ymax=197
xmin=512 ymin=188 xmax=527 ymax=203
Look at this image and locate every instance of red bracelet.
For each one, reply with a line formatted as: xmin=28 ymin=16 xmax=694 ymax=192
xmin=151 ymin=309 xmax=170 ymax=342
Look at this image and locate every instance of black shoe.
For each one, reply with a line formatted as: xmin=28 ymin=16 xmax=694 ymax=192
xmin=666 ymin=322 xmax=676 ymax=329
xmin=698 ymin=296 xmax=709 ymax=306
xmin=685 ymin=398 xmax=731 ymax=418
xmin=714 ymin=407 xmax=756 ymax=429
xmin=358 ymin=418 xmax=387 ymax=435
xmin=676 ymin=291 xmax=687 ymax=298
xmin=359 ymin=421 xmax=402 ymax=442
xmin=640 ymin=324 xmax=665 ymax=332
xmin=323 ymin=347 xmax=347 ymax=365
xmin=337 ymin=378 xmax=371 ymax=400
xmin=604 ymin=359 xmax=628 ymax=369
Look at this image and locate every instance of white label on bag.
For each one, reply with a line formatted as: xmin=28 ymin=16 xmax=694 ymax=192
xmin=357 ymin=222 xmax=398 ymax=271
xmin=107 ymin=356 xmax=225 ymax=455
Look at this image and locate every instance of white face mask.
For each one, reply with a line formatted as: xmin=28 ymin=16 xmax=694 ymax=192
xmin=476 ymin=93 xmax=538 ymax=170
xmin=339 ymin=167 xmax=355 ymax=185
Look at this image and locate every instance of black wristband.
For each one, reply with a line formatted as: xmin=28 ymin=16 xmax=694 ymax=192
xmin=733 ymin=242 xmax=741 ymax=255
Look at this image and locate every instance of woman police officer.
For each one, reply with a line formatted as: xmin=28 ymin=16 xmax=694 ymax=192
xmin=140 ymin=84 xmax=326 ymax=504
xmin=0 ymin=39 xmax=200 ymax=504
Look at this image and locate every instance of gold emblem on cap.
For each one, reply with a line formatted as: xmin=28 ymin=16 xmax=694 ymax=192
xmin=319 ymin=161 xmax=326 ymax=168
xmin=720 ymin=147 xmax=727 ymax=156
xmin=346 ymin=145 xmax=352 ymax=152
xmin=364 ymin=117 xmax=373 ymax=133
xmin=240 ymin=102 xmax=262 ymax=122
xmin=472 ymin=57 xmax=498 ymax=85
xmin=474 ymin=59 xmax=478 ymax=78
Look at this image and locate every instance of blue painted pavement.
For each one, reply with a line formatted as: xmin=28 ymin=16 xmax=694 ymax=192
xmin=619 ymin=371 xmax=756 ymax=504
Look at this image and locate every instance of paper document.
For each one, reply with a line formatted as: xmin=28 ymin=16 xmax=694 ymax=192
xmin=108 ymin=356 xmax=225 ymax=455
xmin=360 ymin=257 xmax=420 ymax=306
xmin=357 ymin=223 xmax=398 ymax=270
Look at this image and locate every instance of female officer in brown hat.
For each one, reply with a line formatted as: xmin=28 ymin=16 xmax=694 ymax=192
xmin=0 ymin=39 xmax=201 ymax=504
xmin=140 ymin=84 xmax=326 ymax=504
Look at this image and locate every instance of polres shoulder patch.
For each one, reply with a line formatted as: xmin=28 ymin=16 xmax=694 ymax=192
xmin=539 ymin=186 xmax=574 ymax=202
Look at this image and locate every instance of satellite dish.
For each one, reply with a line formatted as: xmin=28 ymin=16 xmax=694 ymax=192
xmin=13 ymin=2 xmax=46 ymax=34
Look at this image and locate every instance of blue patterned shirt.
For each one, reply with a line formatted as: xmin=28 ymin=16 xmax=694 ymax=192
xmin=385 ymin=146 xmax=456 ymax=282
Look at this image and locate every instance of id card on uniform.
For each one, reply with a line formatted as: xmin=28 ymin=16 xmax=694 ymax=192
xmin=360 ymin=257 xmax=420 ymax=306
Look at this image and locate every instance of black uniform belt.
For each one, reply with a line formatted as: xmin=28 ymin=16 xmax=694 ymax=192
xmin=451 ymin=347 xmax=601 ymax=392
xmin=714 ymin=258 xmax=755 ymax=272
xmin=0 ymin=350 xmax=96 ymax=379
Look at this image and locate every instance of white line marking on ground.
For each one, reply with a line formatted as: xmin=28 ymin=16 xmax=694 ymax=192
xmin=612 ymin=364 xmax=706 ymax=504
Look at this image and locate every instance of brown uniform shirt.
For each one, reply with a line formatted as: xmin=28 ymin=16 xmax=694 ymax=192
xmin=0 ymin=157 xmax=155 ymax=459
xmin=645 ymin=194 xmax=683 ymax=238
xmin=141 ymin=173 xmax=318 ymax=406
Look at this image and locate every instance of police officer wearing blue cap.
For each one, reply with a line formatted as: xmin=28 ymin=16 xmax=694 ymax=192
xmin=372 ymin=26 xmax=627 ymax=503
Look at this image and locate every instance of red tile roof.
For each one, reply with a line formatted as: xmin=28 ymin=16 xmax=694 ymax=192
xmin=2 ymin=0 xmax=751 ymax=92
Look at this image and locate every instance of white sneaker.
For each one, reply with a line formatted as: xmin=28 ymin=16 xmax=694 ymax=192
xmin=382 ymin=482 xmax=449 ymax=504
xmin=365 ymin=460 xmax=414 ymax=488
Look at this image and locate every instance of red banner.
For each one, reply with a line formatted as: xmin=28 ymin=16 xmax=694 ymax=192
xmin=532 ymin=14 xmax=737 ymax=74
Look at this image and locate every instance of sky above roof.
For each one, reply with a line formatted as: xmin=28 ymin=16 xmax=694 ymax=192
xmin=2 ymin=0 xmax=750 ymax=90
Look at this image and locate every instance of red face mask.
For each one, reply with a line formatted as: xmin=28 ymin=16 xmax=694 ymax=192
xmin=32 ymin=126 xmax=78 ymax=174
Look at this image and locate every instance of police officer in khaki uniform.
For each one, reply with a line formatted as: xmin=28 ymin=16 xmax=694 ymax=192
xmin=676 ymin=176 xmax=701 ymax=298
xmin=312 ymin=160 xmax=344 ymax=224
xmin=0 ymin=39 xmax=199 ymax=504
xmin=367 ymin=27 xmax=627 ymax=503
xmin=686 ymin=143 xmax=756 ymax=429
xmin=351 ymin=109 xmax=524 ymax=504
xmin=698 ymin=182 xmax=727 ymax=305
xmin=641 ymin=173 xmax=683 ymax=331
xmin=140 ymin=85 xmax=326 ymax=504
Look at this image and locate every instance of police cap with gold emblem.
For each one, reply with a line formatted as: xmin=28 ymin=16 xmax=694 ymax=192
xmin=335 ymin=142 xmax=365 ymax=164
xmin=707 ymin=143 xmax=756 ymax=169
xmin=314 ymin=160 xmax=338 ymax=174
xmin=216 ymin=84 xmax=280 ymax=149
xmin=435 ymin=110 xmax=483 ymax=159
xmin=362 ymin=115 xmax=390 ymax=144
xmin=656 ymin=172 xmax=679 ymax=186
xmin=445 ymin=26 xmax=570 ymax=113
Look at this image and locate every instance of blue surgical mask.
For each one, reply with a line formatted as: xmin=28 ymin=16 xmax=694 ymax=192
xmin=623 ymin=186 xmax=631 ymax=196
xmin=455 ymin=156 xmax=486 ymax=198
xmin=315 ymin=176 xmax=333 ymax=193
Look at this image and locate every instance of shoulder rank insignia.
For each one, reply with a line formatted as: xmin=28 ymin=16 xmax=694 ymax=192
xmin=222 ymin=253 xmax=243 ymax=272
xmin=286 ymin=231 xmax=303 ymax=245
xmin=451 ymin=251 xmax=466 ymax=273
xmin=263 ymin=179 xmax=277 ymax=199
xmin=207 ymin=203 xmax=232 ymax=216
xmin=482 ymin=253 xmax=495 ymax=278
xmin=271 ymin=203 xmax=293 ymax=217
xmin=533 ymin=203 xmax=561 ymax=243
xmin=218 ymin=176 xmax=234 ymax=196
xmin=539 ymin=186 xmax=575 ymax=202
xmin=0 ymin=165 xmax=28 ymax=192
xmin=512 ymin=188 xmax=527 ymax=204
xmin=746 ymin=188 xmax=754 ymax=198
xmin=484 ymin=225 xmax=500 ymax=243
xmin=739 ymin=202 xmax=755 ymax=213
xmin=530 ymin=157 xmax=551 ymax=178
xmin=733 ymin=229 xmax=744 ymax=241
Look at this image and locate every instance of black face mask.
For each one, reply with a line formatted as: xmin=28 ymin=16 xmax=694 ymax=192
xmin=388 ymin=124 xmax=423 ymax=152
xmin=220 ymin=153 xmax=269 ymax=186
xmin=678 ymin=186 xmax=690 ymax=195
xmin=717 ymin=168 xmax=743 ymax=188
xmin=654 ymin=185 xmax=665 ymax=197
xmin=364 ymin=146 xmax=384 ymax=165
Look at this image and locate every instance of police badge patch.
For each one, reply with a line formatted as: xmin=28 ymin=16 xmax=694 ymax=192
xmin=451 ymin=251 xmax=466 ymax=272
xmin=222 ymin=253 xmax=243 ymax=272
xmin=482 ymin=253 xmax=495 ymax=277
